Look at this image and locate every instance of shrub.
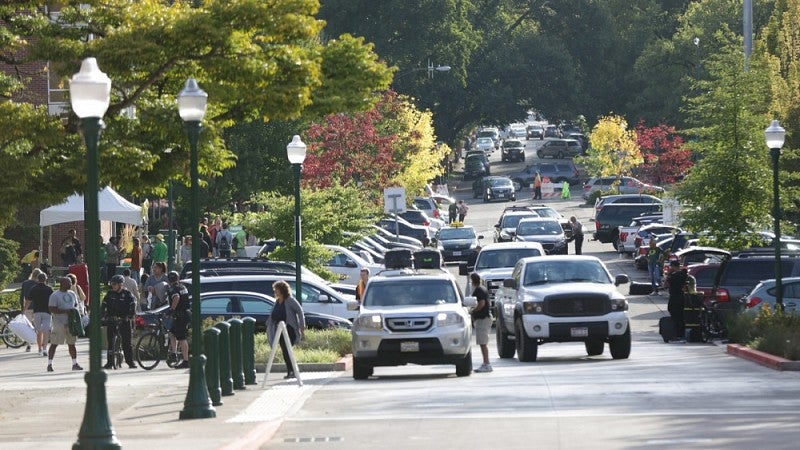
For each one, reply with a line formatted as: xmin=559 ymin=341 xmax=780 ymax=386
xmin=0 ymin=291 xmax=18 ymax=311
xmin=730 ymin=304 xmax=800 ymax=361
xmin=254 ymin=328 xmax=351 ymax=364
xmin=584 ymin=188 xmax=617 ymax=206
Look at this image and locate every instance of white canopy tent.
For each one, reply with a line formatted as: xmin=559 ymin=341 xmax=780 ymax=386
xmin=39 ymin=186 xmax=144 ymax=267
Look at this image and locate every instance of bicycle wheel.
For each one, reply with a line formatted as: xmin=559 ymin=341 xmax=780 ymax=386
xmin=135 ymin=332 xmax=161 ymax=370
xmin=1 ymin=316 xmax=26 ymax=349
xmin=112 ymin=335 xmax=123 ymax=369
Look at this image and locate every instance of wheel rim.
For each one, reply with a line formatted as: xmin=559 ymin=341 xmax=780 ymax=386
xmin=135 ymin=333 xmax=161 ymax=370
xmin=1 ymin=324 xmax=25 ymax=348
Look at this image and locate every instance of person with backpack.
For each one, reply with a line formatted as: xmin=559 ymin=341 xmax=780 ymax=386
xmin=216 ymin=223 xmax=234 ymax=258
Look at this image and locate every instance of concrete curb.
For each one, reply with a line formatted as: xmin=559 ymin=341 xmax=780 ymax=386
xmin=726 ymin=344 xmax=800 ymax=371
xmin=254 ymin=354 xmax=352 ymax=373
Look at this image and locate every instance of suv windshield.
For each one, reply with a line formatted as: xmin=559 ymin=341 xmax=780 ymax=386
xmin=517 ymin=221 xmax=563 ymax=236
xmin=439 ymin=228 xmax=476 ymax=240
xmin=523 ymin=260 xmax=611 ymax=285
xmin=363 ymin=280 xmax=458 ymax=307
xmin=475 ymin=248 xmax=543 ymax=269
xmin=490 ymin=178 xmax=513 ymax=187
xmin=501 ymin=213 xmax=537 ymax=228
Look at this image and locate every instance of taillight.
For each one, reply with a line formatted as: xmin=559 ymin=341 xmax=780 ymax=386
xmin=715 ymin=288 xmax=730 ymax=303
xmin=620 ymin=232 xmax=628 ymax=242
xmin=134 ymin=316 xmax=145 ymax=329
xmin=432 ymin=210 xmax=440 ymax=218
xmin=634 ymin=237 xmax=642 ymax=247
xmin=423 ymin=221 xmax=430 ymax=226
xmin=595 ymin=221 xmax=600 ymax=231
xmin=584 ymin=185 xmax=591 ymax=191
xmin=745 ymin=297 xmax=763 ymax=309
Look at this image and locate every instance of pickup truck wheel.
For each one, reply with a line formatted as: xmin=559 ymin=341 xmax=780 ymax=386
xmin=515 ymin=318 xmax=538 ymax=362
xmin=496 ymin=317 xmax=516 ymax=358
xmin=537 ymin=150 xmax=544 ymax=159
xmin=585 ymin=339 xmax=605 ymax=356
xmin=352 ymin=357 xmax=373 ymax=380
xmin=609 ymin=326 xmax=631 ymax=359
xmin=455 ymin=350 xmax=473 ymax=377
xmin=611 ymin=233 xmax=620 ymax=251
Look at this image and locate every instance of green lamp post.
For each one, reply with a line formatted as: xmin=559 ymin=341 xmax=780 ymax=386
xmin=287 ymin=135 xmax=307 ymax=303
xmin=71 ymin=58 xmax=120 ymax=449
xmin=765 ymin=119 xmax=786 ymax=311
xmin=178 ymin=78 xmax=216 ymax=419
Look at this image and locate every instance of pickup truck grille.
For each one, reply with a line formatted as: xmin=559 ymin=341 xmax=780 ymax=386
xmin=485 ymin=279 xmax=503 ymax=299
xmin=386 ymin=317 xmax=433 ymax=332
xmin=544 ymin=293 xmax=610 ymax=317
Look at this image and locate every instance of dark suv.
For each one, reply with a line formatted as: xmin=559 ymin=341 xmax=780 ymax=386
xmin=472 ymin=176 xmax=516 ymax=202
xmin=507 ymin=161 xmax=581 ymax=189
xmin=711 ymin=252 xmax=800 ymax=314
xmin=592 ymin=203 xmax=662 ymax=249
xmin=501 ymin=139 xmax=526 ymax=162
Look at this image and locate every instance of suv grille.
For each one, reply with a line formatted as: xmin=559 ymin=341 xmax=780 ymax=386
xmin=386 ymin=317 xmax=433 ymax=332
xmin=544 ymin=293 xmax=610 ymax=317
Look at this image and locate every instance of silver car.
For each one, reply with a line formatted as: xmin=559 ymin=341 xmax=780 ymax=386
xmin=743 ymin=278 xmax=800 ymax=314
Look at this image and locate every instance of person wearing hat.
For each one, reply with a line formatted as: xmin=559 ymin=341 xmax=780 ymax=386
xmin=152 ymin=233 xmax=168 ymax=265
xmin=101 ymin=275 xmax=137 ymax=369
xmin=665 ymin=260 xmax=689 ymax=343
xmin=166 ymin=271 xmax=191 ymax=369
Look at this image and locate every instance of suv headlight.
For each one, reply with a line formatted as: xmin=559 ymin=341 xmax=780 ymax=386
xmin=437 ymin=312 xmax=464 ymax=327
xmin=500 ymin=230 xmax=511 ymax=239
xmin=357 ymin=314 xmax=383 ymax=330
xmin=522 ymin=301 xmax=544 ymax=314
xmin=610 ymin=298 xmax=628 ymax=312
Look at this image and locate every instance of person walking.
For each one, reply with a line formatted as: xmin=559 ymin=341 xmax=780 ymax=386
xmin=569 ymin=216 xmax=584 ymax=255
xmin=180 ymin=235 xmax=193 ymax=266
xmin=151 ymin=234 xmax=168 ymax=265
xmin=646 ymin=239 xmax=665 ymax=295
xmin=144 ymin=262 xmax=168 ymax=310
xmin=267 ymin=280 xmax=305 ymax=379
xmin=470 ymin=272 xmax=493 ymax=373
xmin=665 ymin=260 xmax=689 ymax=343
xmin=104 ymin=236 xmax=121 ymax=281
xmin=533 ymin=172 xmax=542 ymax=200
xmin=121 ymin=269 xmax=141 ymax=307
xmin=215 ymin=223 xmax=234 ymax=258
xmin=101 ymin=275 xmax=137 ymax=369
xmin=355 ymin=268 xmax=370 ymax=304
xmin=26 ymin=272 xmax=53 ymax=356
xmin=129 ymin=237 xmax=142 ymax=283
xmin=448 ymin=202 xmax=458 ymax=224
xmin=140 ymin=235 xmax=154 ymax=275
xmin=457 ymin=200 xmax=469 ymax=223
xmin=166 ymin=271 xmax=191 ymax=368
xmin=20 ymin=268 xmax=43 ymax=352
xmin=47 ymin=277 xmax=83 ymax=372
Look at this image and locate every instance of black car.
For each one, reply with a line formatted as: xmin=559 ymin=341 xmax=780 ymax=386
xmin=472 ymin=176 xmax=516 ymax=203
xmin=501 ymin=139 xmax=526 ymax=162
xmin=463 ymin=154 xmax=490 ymax=180
xmin=435 ymin=226 xmax=484 ymax=262
xmin=397 ymin=209 xmax=435 ymax=227
xmin=377 ymin=217 xmax=431 ymax=246
xmin=134 ymin=291 xmax=352 ymax=332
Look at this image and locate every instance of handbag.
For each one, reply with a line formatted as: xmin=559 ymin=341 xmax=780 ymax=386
xmin=8 ymin=314 xmax=36 ymax=344
xmin=68 ymin=309 xmax=85 ymax=337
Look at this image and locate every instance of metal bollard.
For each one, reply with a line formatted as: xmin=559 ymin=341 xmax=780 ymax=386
xmin=214 ymin=321 xmax=234 ymax=396
xmin=203 ymin=327 xmax=222 ymax=406
xmin=241 ymin=317 xmax=257 ymax=385
xmin=228 ymin=318 xmax=246 ymax=390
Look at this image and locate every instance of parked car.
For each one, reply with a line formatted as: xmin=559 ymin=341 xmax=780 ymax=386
xmin=413 ymin=196 xmax=446 ymax=222
xmin=710 ymin=252 xmax=800 ymax=314
xmin=474 ymin=137 xmax=495 ymax=154
xmin=377 ymin=217 xmax=431 ymax=247
xmin=134 ymin=291 xmax=352 ymax=332
xmin=536 ymin=139 xmax=583 ymax=159
xmin=324 ymin=244 xmax=383 ymax=285
xmin=659 ymin=246 xmax=731 ymax=276
xmin=618 ymin=223 xmax=680 ymax=256
xmin=583 ymin=176 xmax=664 ymax=200
xmin=397 ymin=208 xmax=445 ymax=230
xmin=544 ymin=124 xmax=560 ymax=138
xmin=507 ymin=161 xmax=581 ymax=189
xmin=501 ymin=139 xmax=526 ymax=162
xmin=178 ymin=258 xmax=329 ymax=285
xmin=476 ymin=127 xmax=501 ymax=149
xmin=472 ymin=176 xmax=516 ymax=203
xmin=514 ymin=218 xmax=568 ymax=255
xmin=742 ymin=278 xmax=800 ymax=314
xmin=526 ymin=124 xmax=544 ymax=140
xmin=593 ymin=194 xmax=662 ymax=219
xmin=463 ymin=154 xmax=490 ymax=180
xmin=565 ymin=133 xmax=589 ymax=153
xmin=434 ymin=225 xmax=484 ymax=262
xmin=370 ymin=224 xmax=425 ymax=248
xmin=593 ymin=203 xmax=663 ymax=249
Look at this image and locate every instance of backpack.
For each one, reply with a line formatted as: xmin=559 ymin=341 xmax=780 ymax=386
xmin=218 ymin=233 xmax=231 ymax=252
xmin=232 ymin=234 xmax=240 ymax=250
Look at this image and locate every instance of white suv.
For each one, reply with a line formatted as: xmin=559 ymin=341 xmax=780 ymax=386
xmin=350 ymin=267 xmax=477 ymax=379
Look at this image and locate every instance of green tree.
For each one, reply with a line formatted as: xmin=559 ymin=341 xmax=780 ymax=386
xmin=578 ymin=115 xmax=643 ymax=179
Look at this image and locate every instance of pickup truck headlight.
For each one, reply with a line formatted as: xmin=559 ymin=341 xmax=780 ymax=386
xmin=610 ymin=298 xmax=628 ymax=311
xmin=357 ymin=314 xmax=383 ymax=330
xmin=437 ymin=312 xmax=464 ymax=327
xmin=522 ymin=301 xmax=544 ymax=314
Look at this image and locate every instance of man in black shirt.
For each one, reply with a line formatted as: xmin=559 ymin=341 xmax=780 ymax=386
xmin=101 ymin=275 xmax=137 ymax=369
xmin=666 ymin=260 xmax=689 ymax=343
xmin=569 ymin=216 xmax=584 ymax=255
xmin=470 ymin=272 xmax=493 ymax=373
xmin=26 ymin=272 xmax=53 ymax=356
xmin=166 ymin=271 xmax=191 ymax=369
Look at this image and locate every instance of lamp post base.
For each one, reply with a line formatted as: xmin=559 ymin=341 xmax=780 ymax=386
xmin=73 ymin=370 xmax=121 ymax=449
xmin=179 ymin=354 xmax=217 ymax=420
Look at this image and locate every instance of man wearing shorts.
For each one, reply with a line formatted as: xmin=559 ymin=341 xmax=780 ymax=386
xmin=166 ymin=271 xmax=191 ymax=369
xmin=470 ymin=272 xmax=493 ymax=373
xmin=27 ymin=272 xmax=53 ymax=356
xmin=47 ymin=277 xmax=83 ymax=372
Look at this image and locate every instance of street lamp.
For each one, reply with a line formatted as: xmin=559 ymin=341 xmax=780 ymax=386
xmin=287 ymin=135 xmax=307 ymax=303
xmin=693 ymin=37 xmax=700 ymax=81
xmin=394 ymin=60 xmax=452 ymax=81
xmin=765 ymin=119 xmax=786 ymax=311
xmin=70 ymin=58 xmax=120 ymax=449
xmin=177 ymin=78 xmax=216 ymax=420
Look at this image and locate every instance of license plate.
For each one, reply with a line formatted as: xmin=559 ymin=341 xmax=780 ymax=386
xmin=570 ymin=327 xmax=589 ymax=337
xmin=452 ymin=251 xmax=462 ymax=256
xmin=499 ymin=193 xmax=506 ymax=197
xmin=400 ymin=341 xmax=419 ymax=352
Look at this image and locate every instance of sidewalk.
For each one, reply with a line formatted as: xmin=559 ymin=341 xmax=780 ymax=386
xmin=0 ymin=339 xmax=337 ymax=449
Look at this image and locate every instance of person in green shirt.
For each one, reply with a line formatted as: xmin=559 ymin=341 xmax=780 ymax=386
xmin=98 ymin=236 xmax=108 ymax=283
xmin=151 ymin=234 xmax=168 ymax=264
xmin=646 ymin=239 xmax=665 ymax=295
xmin=234 ymin=227 xmax=247 ymax=257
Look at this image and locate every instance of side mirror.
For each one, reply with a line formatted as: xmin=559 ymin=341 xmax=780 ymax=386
xmin=614 ymin=274 xmax=630 ymax=286
xmin=318 ymin=294 xmax=332 ymax=303
xmin=346 ymin=299 xmax=360 ymax=311
xmin=463 ymin=296 xmax=478 ymax=308
xmin=344 ymin=259 xmax=358 ymax=268
xmin=458 ymin=262 xmax=468 ymax=276
xmin=494 ymin=223 xmax=501 ymax=229
xmin=503 ymin=278 xmax=517 ymax=289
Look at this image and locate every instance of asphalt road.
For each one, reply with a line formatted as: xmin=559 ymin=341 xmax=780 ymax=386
xmin=262 ymin=138 xmax=800 ymax=450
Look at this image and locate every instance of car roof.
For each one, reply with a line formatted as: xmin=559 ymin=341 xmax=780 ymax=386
xmin=479 ymin=242 xmax=545 ymax=251
xmin=518 ymin=217 xmax=560 ymax=224
xmin=520 ymin=254 xmax=602 ymax=264
xmin=504 ymin=211 xmax=537 ymax=217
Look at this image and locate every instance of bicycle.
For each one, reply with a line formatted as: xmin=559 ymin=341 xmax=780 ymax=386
xmin=134 ymin=314 xmax=181 ymax=370
xmin=0 ymin=309 xmax=27 ymax=349
xmin=105 ymin=318 xmax=131 ymax=369
xmin=699 ymin=300 xmax=727 ymax=342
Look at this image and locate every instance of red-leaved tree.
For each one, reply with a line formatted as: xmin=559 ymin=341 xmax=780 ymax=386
xmin=634 ymin=121 xmax=693 ymax=186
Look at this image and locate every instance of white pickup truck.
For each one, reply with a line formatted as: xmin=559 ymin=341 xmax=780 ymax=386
xmin=616 ymin=216 xmax=665 ymax=255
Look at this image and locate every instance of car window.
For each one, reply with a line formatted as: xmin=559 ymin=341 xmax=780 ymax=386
xmin=328 ymin=252 xmax=351 ymax=267
xmin=239 ymin=296 xmax=272 ymax=315
xmin=724 ymin=260 xmax=794 ymax=285
xmin=363 ymin=280 xmax=458 ymax=307
xmin=475 ymin=248 xmax=543 ymax=269
xmin=413 ymin=199 xmax=428 ymax=210
xmin=772 ymin=282 xmax=800 ymax=298
xmin=693 ymin=267 xmax=719 ymax=286
xmin=517 ymin=221 xmax=562 ymax=236
xmin=501 ymin=213 xmax=537 ymax=228
xmin=202 ymin=296 xmax=235 ymax=314
xmin=438 ymin=228 xmax=476 ymax=240
xmin=490 ymin=178 xmax=513 ymax=187
xmin=523 ymin=260 xmax=610 ymax=285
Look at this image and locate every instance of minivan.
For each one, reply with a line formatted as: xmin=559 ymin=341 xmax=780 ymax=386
xmin=536 ymin=139 xmax=583 ymax=159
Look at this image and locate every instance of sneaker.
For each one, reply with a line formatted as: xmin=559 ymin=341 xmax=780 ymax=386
xmin=42 ymin=349 xmax=48 ymax=357
xmin=25 ymin=345 xmax=31 ymax=352
xmin=175 ymin=361 xmax=190 ymax=369
xmin=103 ymin=362 xmax=114 ymax=370
xmin=72 ymin=363 xmax=84 ymax=371
xmin=474 ymin=364 xmax=493 ymax=373
xmin=46 ymin=365 xmax=53 ymax=372
xmin=284 ymin=373 xmax=296 ymax=379
xmin=127 ymin=362 xmax=137 ymax=369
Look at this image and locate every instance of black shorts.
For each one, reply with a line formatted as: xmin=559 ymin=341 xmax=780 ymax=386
xmin=170 ymin=315 xmax=190 ymax=340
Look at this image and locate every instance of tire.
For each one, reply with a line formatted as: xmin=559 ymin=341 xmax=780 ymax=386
xmin=496 ymin=317 xmax=516 ymax=358
xmin=513 ymin=179 xmax=525 ymax=190
xmin=557 ymin=151 xmax=564 ymax=159
xmin=112 ymin=335 xmax=124 ymax=369
xmin=537 ymin=150 xmax=544 ymax=159
xmin=521 ymin=154 xmax=526 ymax=162
xmin=1 ymin=323 xmax=26 ymax=348
xmin=611 ymin=233 xmax=620 ymax=251
xmin=135 ymin=332 xmax=161 ymax=370
xmin=515 ymin=318 xmax=538 ymax=362
xmin=483 ymin=195 xmax=488 ymax=203
xmin=540 ymin=136 xmax=544 ymax=141
xmin=609 ymin=326 xmax=631 ymax=359
xmin=352 ymin=357 xmax=373 ymax=380
xmin=585 ymin=339 xmax=605 ymax=356
xmin=455 ymin=350 xmax=473 ymax=377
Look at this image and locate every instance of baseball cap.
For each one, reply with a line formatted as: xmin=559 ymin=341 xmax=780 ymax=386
xmin=155 ymin=233 xmax=164 ymax=240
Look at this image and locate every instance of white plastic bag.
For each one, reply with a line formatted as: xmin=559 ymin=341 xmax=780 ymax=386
xmin=8 ymin=314 xmax=36 ymax=344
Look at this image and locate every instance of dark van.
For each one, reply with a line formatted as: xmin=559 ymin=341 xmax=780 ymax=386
xmin=593 ymin=203 xmax=662 ymax=249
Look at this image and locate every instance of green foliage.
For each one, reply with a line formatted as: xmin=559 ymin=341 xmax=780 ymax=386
xmin=728 ymin=306 xmax=800 ymax=361
xmin=0 ymin=238 xmax=20 ymax=291
xmin=0 ymin=291 xmax=18 ymax=311
xmin=254 ymin=328 xmax=351 ymax=364
xmin=584 ymin=188 xmax=620 ymax=206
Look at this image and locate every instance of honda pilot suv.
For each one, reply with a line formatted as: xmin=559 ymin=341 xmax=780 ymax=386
xmin=350 ymin=266 xmax=477 ymax=379
xmin=494 ymin=255 xmax=631 ymax=361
